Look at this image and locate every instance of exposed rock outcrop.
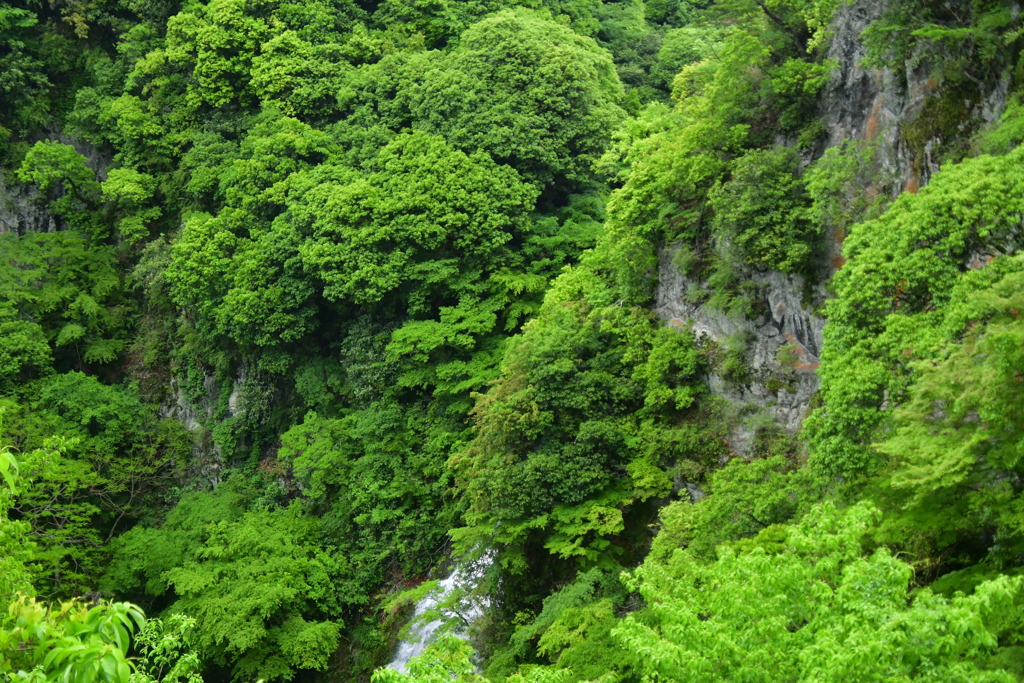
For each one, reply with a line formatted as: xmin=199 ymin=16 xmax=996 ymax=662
xmin=0 ymin=134 xmax=109 ymax=234
xmin=655 ymin=253 xmax=825 ymax=456
xmin=654 ymin=0 xmax=1012 ymax=456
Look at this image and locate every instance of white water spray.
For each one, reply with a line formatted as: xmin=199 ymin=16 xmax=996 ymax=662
xmin=387 ymin=552 xmax=493 ymax=672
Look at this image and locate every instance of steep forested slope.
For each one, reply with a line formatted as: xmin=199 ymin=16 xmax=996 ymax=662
xmin=1 ymin=0 xmax=1024 ymax=681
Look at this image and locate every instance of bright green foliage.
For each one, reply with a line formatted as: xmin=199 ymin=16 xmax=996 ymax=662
xmin=378 ymin=504 xmax=1024 ymax=683
xmin=875 ymin=256 xmax=1024 ymax=562
xmin=101 ymin=168 xmax=162 ymax=245
xmin=165 ymin=114 xmax=332 ymax=350
xmin=598 ymin=0 xmax=841 ymax=300
xmin=0 ymin=231 xmax=125 ymax=368
xmin=372 ymin=636 xmax=484 ymax=683
xmin=367 ymin=0 xmax=604 ymax=51
xmin=603 ymin=29 xmax=757 ymax=256
xmin=647 ymin=455 xmax=822 ymax=562
xmin=9 ymin=0 xmax=1018 ymax=680
xmin=649 ymin=24 xmax=722 ymax=89
xmin=17 ymin=141 xmax=103 ymax=237
xmin=615 ymin=502 xmax=1024 ymax=681
xmin=412 ymin=10 xmax=625 ymax=188
xmin=443 ymin=0 xmax=853 ymax=656
xmin=105 ymin=476 xmax=343 ymax=682
xmin=1 ymin=597 xmax=145 ymax=683
xmin=294 ymin=130 xmax=536 ymax=309
xmin=166 ymin=127 xmax=538 ymax=353
xmin=806 ymin=146 xmax=1024 ymax=480
xmin=18 ymin=141 xmax=99 ymax=204
xmin=770 ymin=57 xmax=836 ymax=131
xmin=151 ymin=0 xmax=364 ymax=112
xmin=126 ymin=614 xmax=204 ymax=683
xmin=976 ymin=94 xmax=1024 ymax=155
xmin=1 ymin=583 xmax=203 ymax=683
xmin=803 ymin=139 xmax=893 ymax=234
xmin=249 ymin=30 xmax=352 ymax=118
xmin=9 ymin=433 xmax=104 ymax=597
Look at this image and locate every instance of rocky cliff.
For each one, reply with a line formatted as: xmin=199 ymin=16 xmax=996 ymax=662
xmin=654 ymin=0 xmax=1012 ymax=458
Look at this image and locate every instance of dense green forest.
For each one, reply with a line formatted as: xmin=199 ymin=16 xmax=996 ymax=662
xmin=2 ymin=0 xmax=1024 ymax=679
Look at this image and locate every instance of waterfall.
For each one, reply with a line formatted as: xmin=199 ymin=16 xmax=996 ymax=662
xmin=387 ymin=552 xmax=492 ymax=672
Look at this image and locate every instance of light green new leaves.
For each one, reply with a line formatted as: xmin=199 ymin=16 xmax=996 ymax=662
xmin=372 ymin=636 xmax=483 ymax=683
xmin=0 ymin=442 xmax=15 ymax=492
xmin=807 ymin=145 xmax=1024 ymax=480
xmin=1 ymin=596 xmax=144 ymax=683
xmin=18 ymin=141 xmax=100 ymax=204
xmin=615 ymin=502 xmax=1023 ymax=682
xmin=873 ymin=255 xmax=1024 ymax=558
xmin=106 ymin=486 xmax=343 ymax=682
xmin=101 ymin=168 xmax=161 ymax=245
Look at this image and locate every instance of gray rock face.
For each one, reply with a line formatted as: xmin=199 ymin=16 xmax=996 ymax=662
xmin=0 ymin=134 xmax=109 ymax=235
xmin=160 ymin=374 xmax=226 ymax=487
xmin=652 ymin=0 xmax=1013 ymax=457
xmin=655 ymin=251 xmax=825 ymax=456
xmin=0 ymin=171 xmax=52 ymax=234
xmin=823 ymin=0 xmax=1010 ymax=190
xmin=159 ymin=368 xmax=249 ymax=488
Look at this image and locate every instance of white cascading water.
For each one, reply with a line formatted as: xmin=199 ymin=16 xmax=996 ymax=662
xmin=387 ymin=552 xmax=492 ymax=672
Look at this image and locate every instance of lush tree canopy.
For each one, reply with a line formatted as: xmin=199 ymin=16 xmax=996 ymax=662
xmin=3 ymin=0 xmax=1024 ymax=680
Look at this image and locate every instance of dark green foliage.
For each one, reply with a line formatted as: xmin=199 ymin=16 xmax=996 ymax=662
xmin=296 ymin=130 xmax=536 ymax=309
xmin=278 ymin=405 xmax=461 ymax=593
xmin=863 ymin=0 xmax=1022 ymax=79
xmin=7 ymin=0 xmax=1024 ymax=679
xmin=647 ymin=455 xmax=822 ymax=562
xmin=485 ymin=568 xmax=630 ymax=682
xmin=18 ymin=140 xmax=105 ymax=237
xmin=649 ymin=24 xmax=720 ymax=89
xmin=4 ymin=372 xmax=191 ymax=596
xmin=452 ymin=253 xmax=720 ymax=568
xmin=0 ymin=303 xmax=51 ymax=391
xmin=709 ymin=146 xmax=816 ymax=273
xmin=0 ymin=4 xmax=52 ymax=138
